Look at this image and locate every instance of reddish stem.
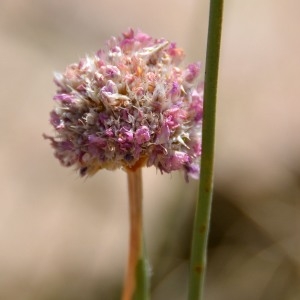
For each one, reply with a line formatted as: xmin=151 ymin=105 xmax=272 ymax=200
xmin=122 ymin=168 xmax=143 ymax=300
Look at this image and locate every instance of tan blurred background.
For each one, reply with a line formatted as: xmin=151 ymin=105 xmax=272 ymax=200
xmin=0 ymin=0 xmax=300 ymax=299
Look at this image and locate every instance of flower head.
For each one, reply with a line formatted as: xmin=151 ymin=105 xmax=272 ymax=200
xmin=44 ymin=29 xmax=203 ymax=180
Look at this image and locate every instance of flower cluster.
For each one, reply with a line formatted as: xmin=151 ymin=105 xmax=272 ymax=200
xmin=44 ymin=29 xmax=203 ymax=180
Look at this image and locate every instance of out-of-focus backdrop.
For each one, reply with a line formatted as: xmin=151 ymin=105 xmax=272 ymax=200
xmin=0 ymin=0 xmax=299 ymax=299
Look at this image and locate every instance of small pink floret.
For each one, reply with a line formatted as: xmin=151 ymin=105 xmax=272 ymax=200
xmin=135 ymin=126 xmax=151 ymax=144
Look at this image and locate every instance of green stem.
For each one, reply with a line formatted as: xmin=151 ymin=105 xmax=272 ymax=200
xmin=122 ymin=168 xmax=149 ymax=300
xmin=188 ymin=1 xmax=224 ymax=300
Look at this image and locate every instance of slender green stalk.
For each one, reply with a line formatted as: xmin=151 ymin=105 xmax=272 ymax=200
xmin=122 ymin=168 xmax=149 ymax=300
xmin=188 ymin=1 xmax=224 ymax=300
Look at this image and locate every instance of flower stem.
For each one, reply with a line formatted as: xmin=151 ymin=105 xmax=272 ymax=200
xmin=122 ymin=168 xmax=149 ymax=300
xmin=188 ymin=1 xmax=224 ymax=300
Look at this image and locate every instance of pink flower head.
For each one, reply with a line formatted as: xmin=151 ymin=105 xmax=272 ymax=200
xmin=44 ymin=29 xmax=203 ymax=180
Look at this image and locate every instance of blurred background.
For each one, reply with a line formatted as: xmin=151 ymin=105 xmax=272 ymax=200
xmin=0 ymin=0 xmax=300 ymax=299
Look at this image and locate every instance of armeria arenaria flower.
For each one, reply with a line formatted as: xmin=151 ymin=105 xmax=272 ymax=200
xmin=44 ymin=29 xmax=203 ymax=180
